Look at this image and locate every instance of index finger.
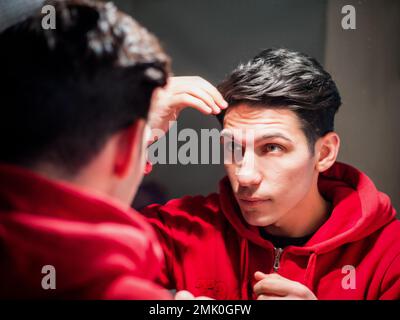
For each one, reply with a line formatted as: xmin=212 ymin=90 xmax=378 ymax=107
xmin=194 ymin=77 xmax=228 ymax=109
xmin=253 ymin=276 xmax=294 ymax=297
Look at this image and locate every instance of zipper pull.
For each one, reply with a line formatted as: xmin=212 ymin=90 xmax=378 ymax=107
xmin=273 ymin=247 xmax=283 ymax=273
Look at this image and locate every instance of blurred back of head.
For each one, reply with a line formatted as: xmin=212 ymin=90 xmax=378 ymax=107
xmin=0 ymin=0 xmax=170 ymax=175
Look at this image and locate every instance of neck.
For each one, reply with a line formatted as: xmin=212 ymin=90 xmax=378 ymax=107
xmin=31 ymin=162 xmax=131 ymax=211
xmin=264 ymin=183 xmax=331 ymax=238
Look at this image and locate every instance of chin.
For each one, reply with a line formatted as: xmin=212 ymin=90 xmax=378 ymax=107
xmin=241 ymin=209 xmax=276 ymax=227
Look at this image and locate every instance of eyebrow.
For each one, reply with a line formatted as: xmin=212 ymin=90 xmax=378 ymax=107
xmin=258 ymin=133 xmax=293 ymax=143
xmin=221 ymin=130 xmax=293 ymax=144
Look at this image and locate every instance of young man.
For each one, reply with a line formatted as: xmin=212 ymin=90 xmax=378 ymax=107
xmin=0 ymin=0 xmax=227 ymax=299
xmin=143 ymin=48 xmax=400 ymax=300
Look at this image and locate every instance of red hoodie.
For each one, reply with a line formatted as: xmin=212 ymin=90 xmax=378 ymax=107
xmin=0 ymin=164 xmax=171 ymax=299
xmin=143 ymin=162 xmax=400 ymax=300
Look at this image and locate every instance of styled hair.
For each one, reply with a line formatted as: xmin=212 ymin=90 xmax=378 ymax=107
xmin=217 ymin=48 xmax=341 ymax=153
xmin=0 ymin=0 xmax=170 ymax=174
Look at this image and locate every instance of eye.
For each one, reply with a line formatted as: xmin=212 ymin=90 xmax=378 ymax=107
xmin=263 ymin=144 xmax=284 ymax=153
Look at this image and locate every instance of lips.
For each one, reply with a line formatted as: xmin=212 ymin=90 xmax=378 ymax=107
xmin=239 ymin=197 xmax=264 ymax=202
xmin=237 ymin=197 xmax=269 ymax=207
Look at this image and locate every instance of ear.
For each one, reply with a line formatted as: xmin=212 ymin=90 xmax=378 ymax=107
xmin=113 ymin=120 xmax=146 ymax=178
xmin=315 ymin=132 xmax=340 ymax=173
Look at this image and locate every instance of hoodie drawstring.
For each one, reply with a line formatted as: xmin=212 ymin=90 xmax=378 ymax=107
xmin=304 ymin=252 xmax=318 ymax=293
xmin=239 ymin=238 xmax=250 ymax=299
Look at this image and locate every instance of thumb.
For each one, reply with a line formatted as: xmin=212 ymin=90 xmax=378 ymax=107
xmin=254 ymin=271 xmax=268 ymax=281
xmin=175 ymin=290 xmax=195 ymax=300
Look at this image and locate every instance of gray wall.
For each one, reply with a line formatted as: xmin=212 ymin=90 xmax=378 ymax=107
xmin=325 ymin=0 xmax=400 ymax=211
xmin=115 ymin=0 xmax=398 ymax=212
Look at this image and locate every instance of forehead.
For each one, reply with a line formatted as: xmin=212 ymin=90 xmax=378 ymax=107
xmin=223 ymin=104 xmax=303 ymax=136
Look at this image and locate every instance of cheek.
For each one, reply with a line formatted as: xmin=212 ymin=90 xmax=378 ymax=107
xmin=262 ymin=153 xmax=315 ymax=199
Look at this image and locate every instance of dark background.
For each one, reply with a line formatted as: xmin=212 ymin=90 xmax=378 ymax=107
xmin=2 ymin=0 xmax=397 ymax=210
xmin=113 ymin=0 xmax=400 ymax=212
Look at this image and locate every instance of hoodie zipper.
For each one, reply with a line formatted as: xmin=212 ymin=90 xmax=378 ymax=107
xmin=273 ymin=247 xmax=283 ymax=273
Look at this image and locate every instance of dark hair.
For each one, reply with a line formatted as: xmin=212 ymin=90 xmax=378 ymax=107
xmin=217 ymin=48 xmax=341 ymax=153
xmin=0 ymin=0 xmax=170 ymax=174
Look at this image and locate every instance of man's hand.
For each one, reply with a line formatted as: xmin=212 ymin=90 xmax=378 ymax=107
xmin=147 ymin=76 xmax=228 ymax=142
xmin=253 ymin=271 xmax=317 ymax=300
xmin=175 ymin=290 xmax=214 ymax=300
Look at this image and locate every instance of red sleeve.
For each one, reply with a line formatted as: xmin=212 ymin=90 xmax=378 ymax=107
xmin=379 ymin=253 xmax=400 ymax=300
xmin=141 ymin=204 xmax=177 ymax=290
xmin=103 ymin=275 xmax=172 ymax=300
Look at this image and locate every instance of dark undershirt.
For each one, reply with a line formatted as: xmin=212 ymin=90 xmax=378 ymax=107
xmin=259 ymin=228 xmax=313 ymax=248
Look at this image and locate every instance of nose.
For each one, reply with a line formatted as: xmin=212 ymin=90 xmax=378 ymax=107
xmin=236 ymin=169 xmax=262 ymax=187
xmin=235 ymin=151 xmax=262 ymax=187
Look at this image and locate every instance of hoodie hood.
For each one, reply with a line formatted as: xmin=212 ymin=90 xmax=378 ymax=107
xmin=219 ymin=161 xmax=396 ymax=254
xmin=219 ymin=162 xmax=396 ymax=295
